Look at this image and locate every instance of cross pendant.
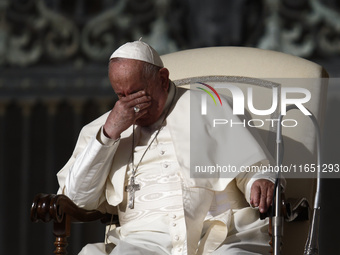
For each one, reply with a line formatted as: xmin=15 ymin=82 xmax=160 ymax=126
xmin=125 ymin=176 xmax=140 ymax=209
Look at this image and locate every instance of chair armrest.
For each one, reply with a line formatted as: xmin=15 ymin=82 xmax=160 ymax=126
xmin=31 ymin=193 xmax=115 ymax=223
xmin=31 ymin=193 xmax=118 ymax=255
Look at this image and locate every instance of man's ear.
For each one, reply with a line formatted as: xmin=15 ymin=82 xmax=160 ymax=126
xmin=159 ymin=68 xmax=170 ymax=91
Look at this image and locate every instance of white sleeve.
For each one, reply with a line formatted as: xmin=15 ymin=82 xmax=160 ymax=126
xmin=63 ymin=127 xmax=120 ymax=210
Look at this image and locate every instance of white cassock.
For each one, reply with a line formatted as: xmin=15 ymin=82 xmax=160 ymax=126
xmin=57 ymin=82 xmax=277 ymax=255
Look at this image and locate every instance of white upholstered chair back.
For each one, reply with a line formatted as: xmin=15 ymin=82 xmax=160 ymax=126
xmin=161 ymin=47 xmax=329 ymax=255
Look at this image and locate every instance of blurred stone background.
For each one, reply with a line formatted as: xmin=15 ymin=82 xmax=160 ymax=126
xmin=0 ymin=0 xmax=339 ymax=254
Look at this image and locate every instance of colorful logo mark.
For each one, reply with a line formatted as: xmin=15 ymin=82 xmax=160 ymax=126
xmin=196 ymin=82 xmax=222 ymax=106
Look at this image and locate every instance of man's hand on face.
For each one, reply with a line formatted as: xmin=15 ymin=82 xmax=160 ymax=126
xmin=250 ymin=179 xmax=274 ymax=213
xmin=103 ymin=90 xmax=152 ymax=140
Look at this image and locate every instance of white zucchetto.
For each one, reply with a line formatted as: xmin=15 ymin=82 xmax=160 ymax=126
xmin=109 ymin=40 xmax=164 ymax=68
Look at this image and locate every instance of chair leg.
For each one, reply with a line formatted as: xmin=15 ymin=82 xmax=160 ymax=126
xmin=54 ymin=236 xmax=68 ymax=255
xmin=53 ymin=216 xmax=70 ymax=255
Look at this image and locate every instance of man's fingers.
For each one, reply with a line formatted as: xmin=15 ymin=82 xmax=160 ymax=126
xmin=258 ymin=186 xmax=268 ymax=213
xmin=134 ymin=94 xmax=151 ymax=105
xmin=266 ymin=185 xmax=274 ymax=208
xmin=120 ymin=91 xmax=151 ymax=106
xmin=133 ymin=101 xmax=152 ymax=113
xmin=250 ymin=185 xmax=260 ymax=207
xmin=250 ymin=180 xmax=275 ymax=213
xmin=123 ymin=90 xmax=146 ymax=101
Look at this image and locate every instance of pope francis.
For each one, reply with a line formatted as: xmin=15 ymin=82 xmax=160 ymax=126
xmin=57 ymin=40 xmax=278 ymax=255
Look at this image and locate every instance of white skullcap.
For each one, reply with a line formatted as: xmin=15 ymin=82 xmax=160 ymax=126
xmin=109 ymin=40 xmax=164 ymax=67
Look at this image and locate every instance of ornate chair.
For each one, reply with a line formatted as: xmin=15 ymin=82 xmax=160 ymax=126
xmin=31 ymin=46 xmax=328 ymax=255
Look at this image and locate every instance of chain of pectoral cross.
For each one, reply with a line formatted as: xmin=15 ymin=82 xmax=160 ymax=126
xmin=125 ymin=123 xmax=164 ymax=209
xmin=125 ymin=86 xmax=177 ymax=209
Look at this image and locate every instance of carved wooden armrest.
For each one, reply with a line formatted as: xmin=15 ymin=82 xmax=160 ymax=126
xmin=31 ymin=193 xmax=118 ymax=255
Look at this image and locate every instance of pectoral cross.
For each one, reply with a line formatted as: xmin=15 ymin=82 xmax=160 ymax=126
xmin=125 ymin=176 xmax=140 ymax=209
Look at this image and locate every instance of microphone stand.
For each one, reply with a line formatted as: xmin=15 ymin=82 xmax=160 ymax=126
xmin=273 ymin=105 xmax=322 ymax=255
xmin=272 ymin=105 xmax=286 ymax=255
xmin=303 ymin=111 xmax=322 ymax=255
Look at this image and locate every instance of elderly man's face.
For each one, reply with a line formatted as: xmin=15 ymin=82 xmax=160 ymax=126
xmin=109 ymin=59 xmax=169 ymax=126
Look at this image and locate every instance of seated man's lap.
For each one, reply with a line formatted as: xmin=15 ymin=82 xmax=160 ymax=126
xmin=79 ymin=208 xmax=269 ymax=255
xmin=213 ymin=207 xmax=271 ymax=255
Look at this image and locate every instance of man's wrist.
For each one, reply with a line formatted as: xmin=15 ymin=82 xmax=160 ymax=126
xmin=97 ymin=126 xmax=120 ymax=146
xmin=103 ymin=125 xmax=121 ymax=140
